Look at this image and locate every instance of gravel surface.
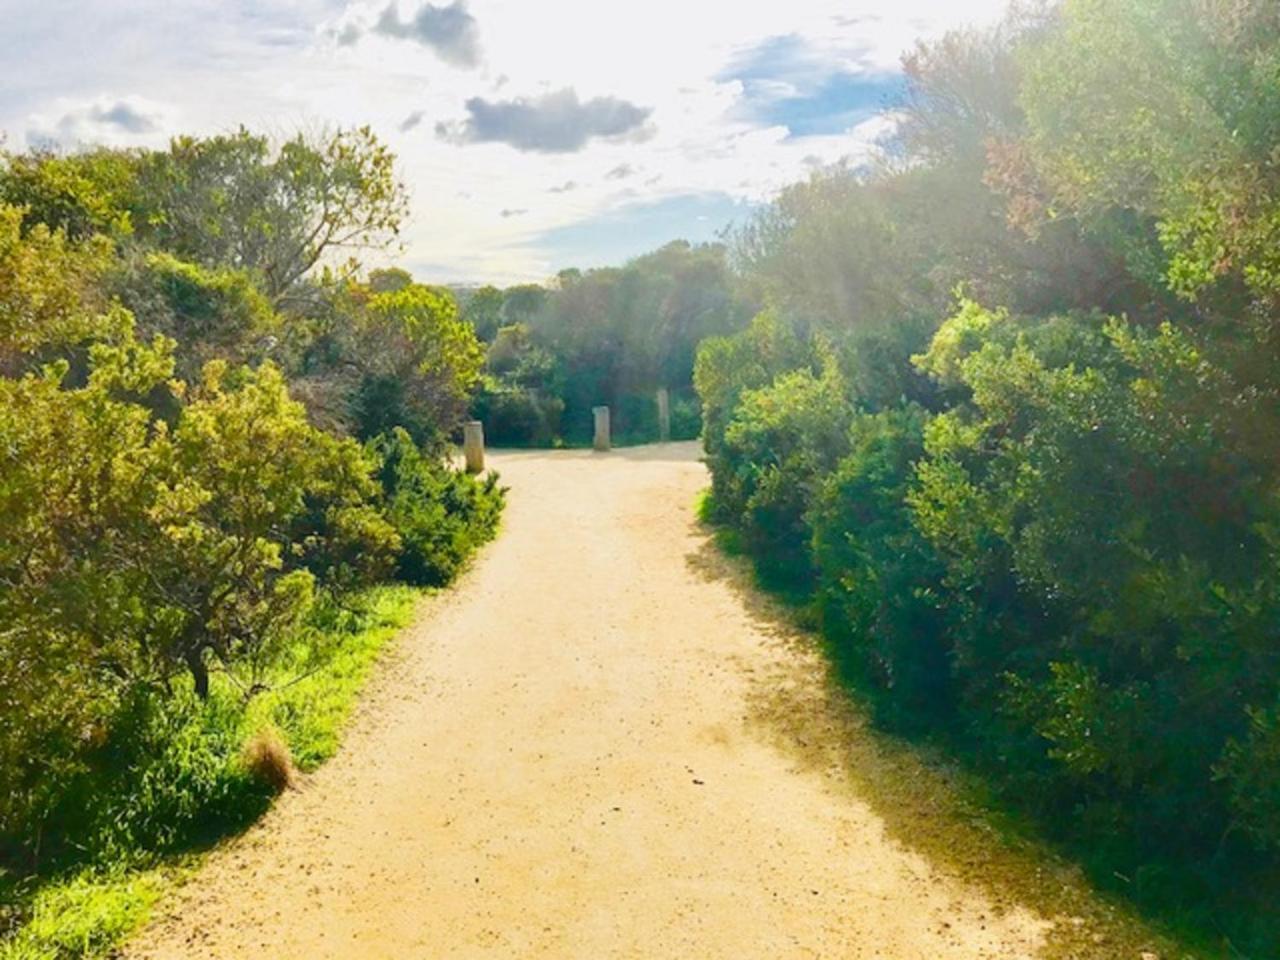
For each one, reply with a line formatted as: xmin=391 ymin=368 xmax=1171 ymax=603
xmin=128 ymin=442 xmax=1047 ymax=959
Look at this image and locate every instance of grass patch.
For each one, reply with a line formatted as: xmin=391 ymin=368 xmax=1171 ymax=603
xmin=0 ymin=866 xmax=172 ymax=960
xmin=0 ymin=585 xmax=422 ymax=960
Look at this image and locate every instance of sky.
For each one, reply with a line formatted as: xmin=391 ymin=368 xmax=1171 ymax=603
xmin=0 ymin=0 xmax=1009 ymax=284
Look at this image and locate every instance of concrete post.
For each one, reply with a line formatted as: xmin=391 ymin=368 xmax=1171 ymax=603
xmin=463 ymin=420 xmax=485 ymax=474
xmin=656 ymin=387 xmax=671 ymax=443
xmin=592 ymin=405 xmax=611 ymax=452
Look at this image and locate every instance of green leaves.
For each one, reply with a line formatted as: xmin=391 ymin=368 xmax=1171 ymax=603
xmin=367 ymin=283 xmax=484 ymax=392
xmin=0 ymin=127 xmax=510 ymax=957
xmin=1020 ymin=0 xmax=1280 ymax=301
xmin=0 ymin=203 xmax=114 ymax=372
xmin=133 ymin=127 xmax=407 ymax=301
xmin=367 ymin=429 xmax=504 ymax=587
xmin=694 ymin=1 xmax=1280 ymax=945
xmin=0 ymin=322 xmax=390 ymax=847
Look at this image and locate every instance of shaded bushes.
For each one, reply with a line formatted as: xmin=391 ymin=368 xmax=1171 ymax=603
xmin=810 ymin=406 xmax=951 ymax=732
xmin=909 ymin=305 xmax=1280 ymax=855
xmin=470 ymin=380 xmax=563 ymax=446
xmin=697 ymin=299 xmax=1280 ymax=944
xmin=715 ymin=357 xmax=850 ymax=589
xmin=369 ymin=429 xmax=505 ymax=586
xmin=691 ymin=8 xmax=1280 ymax=946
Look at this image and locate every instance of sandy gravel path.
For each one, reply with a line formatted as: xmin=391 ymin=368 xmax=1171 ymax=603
xmin=128 ymin=442 xmax=1047 ymax=959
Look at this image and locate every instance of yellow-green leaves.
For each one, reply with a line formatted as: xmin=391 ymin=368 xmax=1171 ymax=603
xmin=367 ymin=283 xmax=484 ymax=391
xmin=0 ymin=203 xmax=114 ymax=370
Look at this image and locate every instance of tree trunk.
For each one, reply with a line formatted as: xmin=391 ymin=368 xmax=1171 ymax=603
xmin=187 ymin=648 xmax=210 ymax=700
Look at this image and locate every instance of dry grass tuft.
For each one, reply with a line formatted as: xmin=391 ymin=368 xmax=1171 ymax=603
xmin=241 ymin=726 xmax=298 ymax=793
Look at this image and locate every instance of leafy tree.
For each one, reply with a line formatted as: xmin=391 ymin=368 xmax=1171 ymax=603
xmin=0 ymin=146 xmax=140 ymax=241
xmin=1018 ymin=0 xmax=1280 ymax=304
xmin=0 ymin=125 xmax=509 ymax=933
xmin=294 ymin=280 xmax=484 ymax=445
xmin=459 ymin=284 xmax=506 ymax=341
xmin=0 ymin=203 xmax=113 ymax=374
xmin=133 ymin=127 xmax=407 ymax=303
xmin=368 ymin=267 xmax=413 ymax=293
xmin=110 ymin=252 xmax=280 ymax=380
xmin=524 ymin=241 xmax=752 ymax=441
xmin=501 ymin=283 xmax=548 ymax=325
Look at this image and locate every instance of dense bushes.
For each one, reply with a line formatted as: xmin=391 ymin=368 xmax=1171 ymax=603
xmin=0 ymin=302 xmax=499 ymax=868
xmin=910 ymin=305 xmax=1280 ymax=851
xmin=809 ymin=406 xmax=950 ymax=731
xmin=0 ymin=126 xmax=503 ymax=953
xmin=369 ymin=429 xmax=504 ymax=586
xmin=714 ymin=358 xmax=850 ymax=589
xmin=700 ymin=299 xmax=1280 ymax=936
xmin=0 ymin=333 xmax=393 ymax=847
xmin=695 ymin=0 xmax=1280 ymax=947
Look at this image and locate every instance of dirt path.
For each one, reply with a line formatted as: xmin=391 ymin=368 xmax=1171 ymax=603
xmin=129 ymin=443 xmax=1048 ymax=959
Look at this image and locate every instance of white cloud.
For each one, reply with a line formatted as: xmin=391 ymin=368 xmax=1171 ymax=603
xmin=25 ymin=95 xmax=177 ymax=149
xmin=0 ymin=0 xmax=1012 ymax=283
xmin=340 ymin=1 xmax=483 ymax=68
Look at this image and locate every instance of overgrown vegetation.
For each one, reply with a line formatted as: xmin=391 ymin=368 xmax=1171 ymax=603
xmin=0 ymin=128 xmax=502 ymax=955
xmin=7 ymin=0 xmax=1280 ymax=954
xmin=695 ymin=1 xmax=1280 ymax=954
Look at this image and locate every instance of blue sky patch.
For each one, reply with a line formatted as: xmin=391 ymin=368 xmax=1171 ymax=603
xmin=745 ymin=71 xmax=904 ymax=137
xmin=719 ymin=33 xmax=904 ymax=138
xmin=533 ymin=193 xmax=756 ymax=272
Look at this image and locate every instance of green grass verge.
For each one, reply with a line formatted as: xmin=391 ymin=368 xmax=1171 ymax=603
xmin=0 ymin=585 xmax=422 ymax=960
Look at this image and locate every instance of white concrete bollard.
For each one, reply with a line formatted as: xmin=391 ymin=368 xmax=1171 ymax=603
xmin=463 ymin=420 xmax=485 ymax=474
xmin=656 ymin=387 xmax=671 ymax=443
xmin=592 ymin=406 xmax=611 ymax=452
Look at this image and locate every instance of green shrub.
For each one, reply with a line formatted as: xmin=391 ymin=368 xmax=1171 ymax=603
xmin=715 ymin=350 xmax=851 ymax=589
xmin=694 ymin=309 xmax=817 ymax=522
xmin=0 ymin=587 xmax=418 ymax=959
xmin=471 ymin=380 xmax=563 ymax=446
xmin=1218 ymin=701 xmax=1280 ymax=852
xmin=909 ymin=302 xmax=1280 ymax=852
xmin=110 ymin=253 xmax=278 ymax=379
xmin=810 ymin=406 xmax=952 ymax=731
xmin=368 ymin=429 xmax=505 ymax=586
xmin=0 ymin=330 xmax=400 ymax=856
xmin=669 ymin=390 xmax=702 ymax=440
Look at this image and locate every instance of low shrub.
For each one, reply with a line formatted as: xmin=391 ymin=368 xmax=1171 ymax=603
xmin=715 ymin=350 xmax=851 ymax=590
xmin=368 ymin=429 xmax=505 ymax=587
xmin=471 ymin=381 xmax=563 ymax=446
xmin=810 ymin=405 xmax=952 ymax=732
